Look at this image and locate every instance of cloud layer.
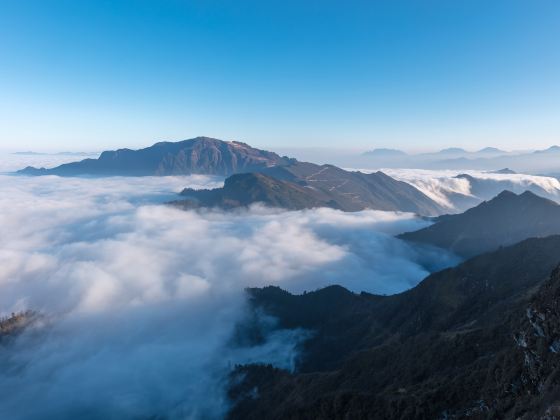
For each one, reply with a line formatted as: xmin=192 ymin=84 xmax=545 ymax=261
xmin=0 ymin=156 xmax=459 ymax=419
xmin=380 ymin=168 xmax=560 ymax=212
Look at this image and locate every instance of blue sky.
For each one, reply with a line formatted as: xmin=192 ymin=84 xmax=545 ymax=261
xmin=0 ymin=0 xmax=559 ymax=152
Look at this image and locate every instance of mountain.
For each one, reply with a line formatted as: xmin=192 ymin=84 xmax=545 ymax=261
xmin=175 ymin=161 xmax=446 ymax=215
xmin=398 ymin=190 xmax=560 ymax=258
xmin=478 ymin=147 xmax=506 ymax=154
xmin=489 ymin=167 xmax=516 ymax=174
xmin=174 ymin=172 xmax=336 ymax=211
xmin=425 ymin=146 xmax=560 ymax=172
xmin=362 ymin=148 xmax=407 ymax=157
xmin=535 ymin=145 xmax=560 ymax=154
xmin=354 ymin=145 xmax=560 ymax=173
xmin=229 ymin=235 xmax=560 ymax=419
xmin=17 ymin=137 xmax=293 ymax=176
xmin=260 ymin=162 xmax=445 ymax=214
xmin=438 ymin=147 xmax=468 ymax=155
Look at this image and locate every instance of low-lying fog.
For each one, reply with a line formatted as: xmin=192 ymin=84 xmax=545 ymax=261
xmin=0 ymin=156 xmax=460 ymax=419
xmin=4 ymin=152 xmax=560 ymax=418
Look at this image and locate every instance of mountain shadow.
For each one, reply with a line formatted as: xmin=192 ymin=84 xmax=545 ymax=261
xmin=398 ymin=190 xmax=560 ymax=258
xmin=229 ymin=235 xmax=560 ymax=419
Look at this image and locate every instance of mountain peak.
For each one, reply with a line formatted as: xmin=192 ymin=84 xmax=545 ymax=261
xmin=363 ymin=148 xmax=407 ymax=157
xmin=17 ymin=137 xmax=292 ymax=177
xmin=399 ymin=190 xmax=560 ymax=258
xmin=439 ymin=147 xmax=467 ymax=154
xmin=534 ymin=145 xmax=560 ymax=154
xmin=489 ymin=167 xmax=516 ymax=174
xmin=495 ymin=189 xmax=517 ymax=199
xmin=477 ymin=147 xmax=505 ymax=154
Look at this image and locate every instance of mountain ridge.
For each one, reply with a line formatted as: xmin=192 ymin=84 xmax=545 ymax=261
xmin=17 ymin=136 xmax=294 ymax=177
xmin=228 ymin=235 xmax=560 ymax=419
xmin=398 ymin=190 xmax=560 ymax=257
xmin=174 ymin=162 xmax=446 ymax=215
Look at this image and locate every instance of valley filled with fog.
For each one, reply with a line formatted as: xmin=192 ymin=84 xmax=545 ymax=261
xmin=0 ymin=154 xmax=463 ymax=418
xmin=5 ymin=152 xmax=560 ymax=417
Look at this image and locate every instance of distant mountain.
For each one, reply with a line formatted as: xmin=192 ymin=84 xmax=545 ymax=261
xmin=534 ymin=145 xmax=560 ymax=154
xmin=489 ymin=167 xmax=516 ymax=174
xmin=423 ymin=146 xmax=560 ymax=172
xmin=362 ymin=148 xmax=407 ymax=157
xmin=354 ymin=145 xmax=560 ymax=173
xmin=17 ymin=137 xmax=293 ymax=176
xmin=478 ymin=147 xmax=506 ymax=154
xmin=398 ymin=190 xmax=560 ymax=258
xmin=357 ymin=146 xmax=515 ymax=171
xmin=229 ymin=236 xmax=560 ymax=419
xmin=438 ymin=147 xmax=468 ymax=154
xmin=175 ymin=161 xmax=446 ymax=215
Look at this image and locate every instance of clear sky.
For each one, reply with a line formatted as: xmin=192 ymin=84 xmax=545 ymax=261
xmin=0 ymin=0 xmax=559 ymax=152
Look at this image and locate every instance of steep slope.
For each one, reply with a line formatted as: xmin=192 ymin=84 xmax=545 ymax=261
xmin=179 ymin=161 xmax=443 ymax=216
xmin=174 ymin=172 xmax=336 ymax=210
xmin=399 ymin=190 xmax=560 ymax=258
xmin=17 ymin=137 xmax=293 ymax=176
xmin=261 ymin=162 xmax=444 ymax=213
xmin=229 ymin=236 xmax=560 ymax=419
xmin=177 ymin=161 xmax=445 ymax=215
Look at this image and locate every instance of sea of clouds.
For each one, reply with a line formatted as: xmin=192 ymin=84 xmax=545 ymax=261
xmin=0 ymin=154 xmax=461 ymax=419
xmin=358 ymin=168 xmax=560 ymax=212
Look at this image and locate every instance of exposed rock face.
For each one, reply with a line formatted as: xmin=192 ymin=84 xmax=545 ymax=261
xmin=228 ymin=236 xmax=560 ymax=419
xmin=399 ymin=190 xmax=560 ymax=258
xmin=175 ymin=162 xmax=446 ymax=215
xmin=17 ymin=137 xmax=293 ymax=176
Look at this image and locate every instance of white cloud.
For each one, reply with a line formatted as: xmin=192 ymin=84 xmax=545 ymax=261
xmin=363 ymin=168 xmax=560 ymax=212
xmin=0 ymin=155 xmax=460 ymax=418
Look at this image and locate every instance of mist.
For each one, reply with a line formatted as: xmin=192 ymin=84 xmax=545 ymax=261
xmin=0 ymin=158 xmax=459 ymax=418
xmin=378 ymin=169 xmax=560 ymax=212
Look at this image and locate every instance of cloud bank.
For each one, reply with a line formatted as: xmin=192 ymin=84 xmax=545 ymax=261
xmin=0 ymin=156 xmax=459 ymax=419
xmin=377 ymin=168 xmax=560 ymax=212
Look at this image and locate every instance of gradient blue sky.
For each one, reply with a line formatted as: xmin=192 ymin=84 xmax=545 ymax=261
xmin=0 ymin=0 xmax=559 ymax=152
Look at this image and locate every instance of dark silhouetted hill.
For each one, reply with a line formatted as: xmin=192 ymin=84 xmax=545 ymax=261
xmin=398 ymin=190 xmax=560 ymax=258
xmin=229 ymin=235 xmax=560 ymax=419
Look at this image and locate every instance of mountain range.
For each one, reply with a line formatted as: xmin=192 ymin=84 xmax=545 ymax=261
xmin=358 ymin=146 xmax=560 ymax=174
xmin=17 ymin=137 xmax=293 ymax=176
xmin=17 ymin=136 xmax=448 ymax=215
xmin=363 ymin=147 xmax=507 ymax=159
xmin=229 ymin=235 xmax=560 ymax=419
xmin=398 ymin=190 xmax=560 ymax=258
xmin=175 ymin=161 xmax=446 ymax=215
